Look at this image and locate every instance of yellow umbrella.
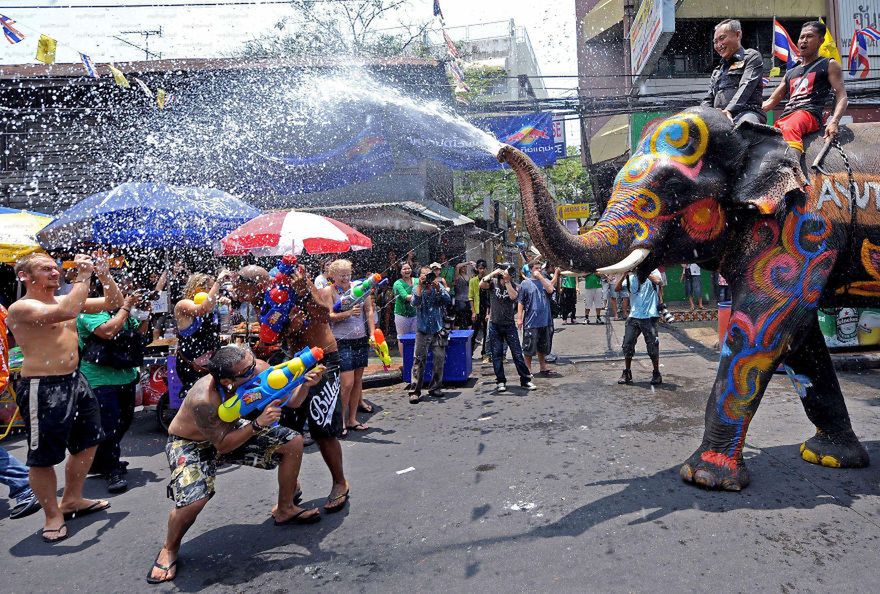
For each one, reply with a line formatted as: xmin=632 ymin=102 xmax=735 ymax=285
xmin=0 ymin=207 xmax=53 ymax=263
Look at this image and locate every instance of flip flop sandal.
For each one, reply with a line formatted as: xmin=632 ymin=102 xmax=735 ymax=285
xmin=323 ymin=489 xmax=350 ymax=514
xmin=42 ymin=523 xmax=68 ymax=544
xmin=346 ymin=423 xmax=369 ymax=432
xmin=63 ymin=500 xmax=111 ymax=521
xmin=146 ymin=558 xmax=178 ymax=584
xmin=274 ymin=509 xmax=321 ymax=526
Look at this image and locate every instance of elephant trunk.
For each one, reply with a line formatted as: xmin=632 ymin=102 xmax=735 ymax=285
xmin=497 ymin=145 xmax=645 ymax=273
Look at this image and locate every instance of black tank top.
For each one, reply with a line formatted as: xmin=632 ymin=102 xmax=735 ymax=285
xmin=178 ymin=312 xmax=221 ymax=361
xmin=781 ymin=57 xmax=833 ymax=121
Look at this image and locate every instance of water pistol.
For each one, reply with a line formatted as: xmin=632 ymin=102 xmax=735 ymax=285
xmin=259 ymin=254 xmax=300 ymax=344
xmin=217 ymin=346 xmax=325 ymax=423
xmin=333 ymin=274 xmax=386 ymax=313
xmin=371 ymin=328 xmax=391 ymax=370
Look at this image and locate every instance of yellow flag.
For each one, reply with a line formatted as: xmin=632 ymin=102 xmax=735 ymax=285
xmin=35 ymin=34 xmax=57 ymax=65
xmin=769 ymin=66 xmax=781 ymax=77
xmin=818 ymin=18 xmax=842 ymax=63
xmin=157 ymin=89 xmax=167 ymax=109
xmin=108 ymin=64 xmax=130 ymax=88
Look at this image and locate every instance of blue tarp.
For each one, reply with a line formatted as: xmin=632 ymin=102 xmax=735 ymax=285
xmin=264 ymin=118 xmax=395 ymax=195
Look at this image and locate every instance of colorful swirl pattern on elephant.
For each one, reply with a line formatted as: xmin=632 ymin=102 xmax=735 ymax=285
xmin=498 ymin=105 xmax=879 ymax=491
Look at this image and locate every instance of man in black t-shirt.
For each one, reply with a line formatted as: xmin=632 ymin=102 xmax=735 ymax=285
xmin=479 ymin=266 xmax=535 ymax=393
xmin=762 ymin=21 xmax=848 ymax=153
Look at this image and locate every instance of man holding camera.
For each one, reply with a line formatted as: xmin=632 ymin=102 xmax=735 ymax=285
xmin=8 ymin=251 xmax=123 ymax=543
xmin=516 ymin=262 xmax=559 ymax=375
xmin=616 ymin=269 xmax=664 ymax=386
xmin=480 ymin=264 xmax=535 ymax=392
xmin=77 ymin=275 xmax=151 ymax=493
xmin=409 ymin=266 xmax=451 ymax=403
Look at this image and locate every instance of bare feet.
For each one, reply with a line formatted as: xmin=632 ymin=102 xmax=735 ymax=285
xmin=147 ymin=547 xmax=178 ymax=584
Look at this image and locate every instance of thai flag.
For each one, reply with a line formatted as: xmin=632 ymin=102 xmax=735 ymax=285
xmin=761 ymin=77 xmax=770 ymax=87
xmin=80 ymin=53 xmax=99 ymax=79
xmin=859 ymin=26 xmax=880 ymax=41
xmin=0 ymin=14 xmax=25 ymax=45
xmin=772 ymin=19 xmax=800 ymax=68
xmin=849 ymin=30 xmax=870 ymax=79
xmin=433 ymin=0 xmax=443 ymax=20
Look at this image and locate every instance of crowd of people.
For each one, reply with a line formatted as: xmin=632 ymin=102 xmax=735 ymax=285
xmin=0 ymin=15 xmax=856 ymax=584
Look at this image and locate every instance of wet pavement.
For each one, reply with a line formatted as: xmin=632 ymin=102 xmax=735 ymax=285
xmin=3 ymin=318 xmax=880 ymax=592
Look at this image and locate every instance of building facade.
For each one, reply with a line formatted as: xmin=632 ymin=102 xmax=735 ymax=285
xmin=575 ymin=0 xmax=880 ymax=207
xmin=428 ymin=19 xmax=548 ymax=103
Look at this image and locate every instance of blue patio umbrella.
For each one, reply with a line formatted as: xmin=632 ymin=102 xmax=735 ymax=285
xmin=37 ymin=183 xmax=261 ymax=250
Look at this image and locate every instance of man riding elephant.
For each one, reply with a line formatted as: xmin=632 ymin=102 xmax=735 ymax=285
xmin=702 ymin=19 xmax=766 ymax=125
xmin=498 ymin=104 xmax=880 ymax=491
xmin=762 ymin=20 xmax=848 ymax=154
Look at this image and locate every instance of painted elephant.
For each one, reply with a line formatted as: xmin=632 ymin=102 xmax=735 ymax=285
xmin=498 ymin=105 xmax=880 ymax=491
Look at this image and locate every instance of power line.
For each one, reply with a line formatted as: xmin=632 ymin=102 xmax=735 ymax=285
xmin=3 ymin=1 xmax=366 ymax=7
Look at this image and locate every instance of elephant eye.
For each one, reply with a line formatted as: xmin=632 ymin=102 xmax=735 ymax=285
xmin=664 ymin=177 xmax=688 ymax=198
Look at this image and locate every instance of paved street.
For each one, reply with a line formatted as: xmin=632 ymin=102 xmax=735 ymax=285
xmin=3 ymin=319 xmax=880 ymax=593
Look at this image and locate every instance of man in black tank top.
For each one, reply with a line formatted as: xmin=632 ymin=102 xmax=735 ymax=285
xmin=762 ymin=21 xmax=848 ymax=153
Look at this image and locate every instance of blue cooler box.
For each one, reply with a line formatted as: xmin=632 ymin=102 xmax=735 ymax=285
xmin=400 ymin=329 xmax=474 ymax=384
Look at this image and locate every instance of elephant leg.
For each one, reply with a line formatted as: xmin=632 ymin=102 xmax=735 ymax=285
xmin=679 ymin=308 xmax=790 ymax=490
xmin=680 ymin=204 xmax=839 ymax=491
xmin=783 ymin=318 xmax=869 ymax=469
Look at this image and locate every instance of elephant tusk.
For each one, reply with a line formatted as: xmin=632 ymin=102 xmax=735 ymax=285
xmin=596 ymin=248 xmax=651 ymax=276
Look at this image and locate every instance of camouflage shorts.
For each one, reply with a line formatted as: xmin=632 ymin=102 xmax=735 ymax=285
xmin=165 ymin=422 xmax=299 ymax=508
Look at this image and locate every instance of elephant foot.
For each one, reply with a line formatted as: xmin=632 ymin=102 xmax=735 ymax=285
xmin=680 ymin=449 xmax=750 ymax=491
xmin=800 ymin=429 xmax=869 ymax=469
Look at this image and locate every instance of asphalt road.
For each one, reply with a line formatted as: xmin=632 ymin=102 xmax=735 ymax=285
xmin=3 ymin=319 xmax=880 ymax=593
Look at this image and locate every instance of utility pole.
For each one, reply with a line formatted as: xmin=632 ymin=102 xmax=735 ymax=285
xmin=113 ymin=27 xmax=163 ymax=61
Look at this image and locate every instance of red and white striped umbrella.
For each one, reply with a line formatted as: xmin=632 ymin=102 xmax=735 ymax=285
xmin=219 ymin=210 xmax=372 ymax=256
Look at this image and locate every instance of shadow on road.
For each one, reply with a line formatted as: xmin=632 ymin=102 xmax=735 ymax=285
xmin=435 ymin=440 xmax=880 ymax=565
xmin=168 ymin=513 xmax=348 ymax=591
xmin=8 ymin=511 xmax=130 ymax=557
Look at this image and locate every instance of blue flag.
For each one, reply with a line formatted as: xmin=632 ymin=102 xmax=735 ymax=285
xmin=401 ymin=112 xmax=557 ymax=170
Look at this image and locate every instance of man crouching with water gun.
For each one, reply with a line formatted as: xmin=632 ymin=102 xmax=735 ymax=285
xmin=147 ymin=345 xmax=324 ymax=585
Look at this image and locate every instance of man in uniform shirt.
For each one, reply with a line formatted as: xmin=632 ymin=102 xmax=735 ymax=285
xmin=701 ymin=19 xmax=766 ymax=124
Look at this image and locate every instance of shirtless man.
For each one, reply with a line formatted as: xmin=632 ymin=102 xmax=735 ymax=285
xmin=8 ymin=251 xmax=123 ymax=543
xmin=233 ymin=265 xmax=349 ymax=514
xmin=148 ymin=345 xmax=323 ymax=584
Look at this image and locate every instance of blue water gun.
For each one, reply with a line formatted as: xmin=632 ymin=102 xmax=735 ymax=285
xmin=333 ymin=274 xmax=386 ymax=313
xmin=259 ymin=254 xmax=300 ymax=344
xmin=217 ymin=346 xmax=325 ymax=422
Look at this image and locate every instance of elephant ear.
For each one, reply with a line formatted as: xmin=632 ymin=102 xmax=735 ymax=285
xmin=729 ymin=121 xmax=808 ymax=214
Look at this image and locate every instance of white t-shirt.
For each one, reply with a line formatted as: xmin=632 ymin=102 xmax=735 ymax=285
xmin=687 ymin=264 xmax=701 ymax=276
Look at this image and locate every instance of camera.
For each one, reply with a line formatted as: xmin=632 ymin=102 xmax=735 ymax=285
xmin=424 ymin=271 xmax=437 ymax=284
xmin=134 ymin=289 xmax=160 ymax=302
xmin=659 ymin=302 xmax=675 ymax=324
xmin=495 ymin=262 xmax=516 ymax=276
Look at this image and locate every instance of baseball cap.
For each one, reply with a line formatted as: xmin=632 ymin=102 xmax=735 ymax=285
xmin=429 ymin=262 xmax=442 ymax=270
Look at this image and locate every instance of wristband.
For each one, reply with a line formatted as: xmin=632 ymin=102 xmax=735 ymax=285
xmin=251 ymin=419 xmax=264 ymax=432
xmin=121 ymin=308 xmax=131 ymax=313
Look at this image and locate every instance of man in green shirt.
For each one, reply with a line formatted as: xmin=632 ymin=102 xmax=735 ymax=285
xmin=77 ymin=291 xmax=150 ymax=493
xmin=583 ymin=273 xmax=604 ymax=324
xmin=560 ymin=273 xmax=579 ymax=324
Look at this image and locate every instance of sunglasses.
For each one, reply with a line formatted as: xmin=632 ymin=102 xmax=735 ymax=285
xmin=231 ymin=356 xmax=257 ymax=380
